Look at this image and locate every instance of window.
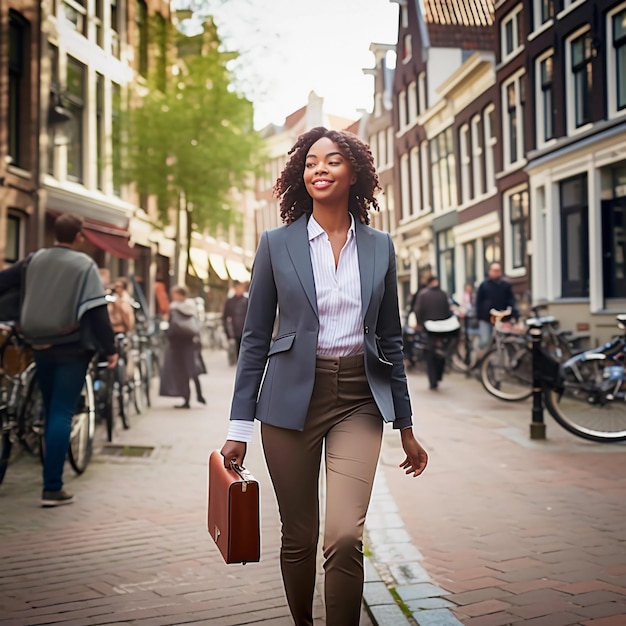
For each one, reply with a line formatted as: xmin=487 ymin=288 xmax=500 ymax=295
xmin=533 ymin=0 xmax=554 ymax=30
xmin=155 ymin=13 xmax=167 ymax=91
xmin=471 ymin=115 xmax=483 ymax=197
xmin=370 ymin=134 xmax=378 ymax=168
xmin=62 ymin=0 xmax=87 ymax=36
xmin=47 ymin=43 xmax=59 ymax=176
xmin=378 ymin=130 xmax=386 ymax=168
xmin=501 ymin=5 xmax=523 ymax=60
xmin=387 ymin=127 xmax=394 ymax=165
xmin=136 ymin=0 xmax=149 ymax=77
xmin=418 ymin=73 xmax=427 ymax=113
xmin=111 ymin=0 xmax=120 ymax=58
xmin=483 ymin=234 xmax=501 ymax=271
xmin=560 ymin=175 xmax=589 ymax=297
xmin=95 ymin=0 xmax=104 ymax=46
xmin=112 ymin=83 xmax=122 ymax=195
xmin=96 ymin=73 xmax=105 ymax=190
xmin=464 ymin=241 xmax=477 ymax=288
xmin=403 ymin=34 xmax=412 ymax=63
xmin=506 ymin=188 xmax=529 ymax=273
xmin=430 ymin=128 xmax=456 ymax=211
xmin=408 ymin=81 xmax=417 ymax=123
xmin=502 ymin=72 xmax=524 ymax=168
xmin=8 ymin=12 xmax=29 ymax=169
xmin=484 ymin=105 xmax=496 ymax=191
xmin=610 ymin=5 xmax=626 ymax=113
xmin=420 ymin=141 xmax=430 ymax=213
xmin=459 ymin=125 xmax=470 ymax=204
xmin=569 ymin=30 xmax=593 ymax=128
xmin=5 ymin=214 xmax=22 ymax=264
xmin=410 ymin=147 xmax=420 ymax=216
xmin=398 ymin=89 xmax=407 ymax=129
xmin=66 ymin=57 xmax=85 ymax=183
xmin=437 ymin=229 xmax=455 ymax=296
xmin=536 ymin=52 xmax=555 ymax=144
xmin=400 ymin=152 xmax=410 ymax=220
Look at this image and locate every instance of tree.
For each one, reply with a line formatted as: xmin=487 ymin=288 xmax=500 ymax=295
xmin=122 ymin=16 xmax=263 ymax=236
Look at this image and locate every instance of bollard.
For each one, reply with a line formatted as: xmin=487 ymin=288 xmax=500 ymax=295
xmin=528 ymin=322 xmax=547 ymax=440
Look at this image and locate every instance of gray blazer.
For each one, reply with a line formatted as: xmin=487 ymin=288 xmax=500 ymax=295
xmin=229 ymin=213 xmax=412 ymax=431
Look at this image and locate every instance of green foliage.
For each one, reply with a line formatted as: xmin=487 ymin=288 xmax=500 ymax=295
xmin=121 ymin=16 xmax=264 ymax=232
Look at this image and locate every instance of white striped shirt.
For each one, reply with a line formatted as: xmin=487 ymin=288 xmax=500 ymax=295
xmin=227 ymin=214 xmax=364 ymax=443
xmin=308 ymin=214 xmax=363 ymax=356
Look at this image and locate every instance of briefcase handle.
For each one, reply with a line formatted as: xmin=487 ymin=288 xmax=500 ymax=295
xmin=230 ymin=460 xmax=254 ymax=484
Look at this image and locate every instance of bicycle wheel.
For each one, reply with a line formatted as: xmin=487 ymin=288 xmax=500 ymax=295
xmin=131 ymin=358 xmax=145 ymax=415
xmin=68 ymin=373 xmax=96 ymax=474
xmin=139 ymin=355 xmax=151 ymax=407
xmin=480 ymin=339 xmax=533 ymax=401
xmin=543 ymin=365 xmax=626 ymax=442
xmin=0 ymin=424 xmax=11 ymax=485
xmin=115 ymin=359 xmax=131 ymax=430
xmin=19 ymin=365 xmax=45 ymax=458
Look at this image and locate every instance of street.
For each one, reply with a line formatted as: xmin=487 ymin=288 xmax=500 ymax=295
xmin=1 ymin=350 xmax=625 ymax=626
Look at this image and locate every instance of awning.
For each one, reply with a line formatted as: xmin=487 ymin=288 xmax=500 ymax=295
xmin=82 ymin=219 xmax=139 ymax=260
xmin=226 ymin=259 xmax=251 ymax=283
xmin=209 ymin=254 xmax=229 ymax=281
xmin=189 ymin=248 xmax=209 ymax=280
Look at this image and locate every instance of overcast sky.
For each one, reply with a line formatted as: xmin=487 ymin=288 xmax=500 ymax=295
xmin=179 ymin=0 xmax=399 ymax=129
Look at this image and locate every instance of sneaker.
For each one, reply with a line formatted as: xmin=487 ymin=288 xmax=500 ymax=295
xmin=41 ymin=489 xmax=74 ymax=507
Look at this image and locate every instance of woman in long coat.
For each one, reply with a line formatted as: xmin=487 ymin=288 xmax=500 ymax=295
xmin=159 ymin=285 xmax=203 ymax=408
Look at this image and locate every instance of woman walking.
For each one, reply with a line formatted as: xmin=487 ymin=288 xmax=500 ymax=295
xmin=220 ymin=127 xmax=428 ymax=626
xmin=159 ymin=286 xmax=205 ymax=408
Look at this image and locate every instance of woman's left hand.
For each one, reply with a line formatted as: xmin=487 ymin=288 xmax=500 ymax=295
xmin=399 ymin=428 xmax=428 ymax=477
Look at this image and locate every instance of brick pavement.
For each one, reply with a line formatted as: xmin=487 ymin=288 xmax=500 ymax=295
xmin=377 ymin=367 xmax=626 ymax=626
xmin=0 ymin=350 xmax=376 ymax=626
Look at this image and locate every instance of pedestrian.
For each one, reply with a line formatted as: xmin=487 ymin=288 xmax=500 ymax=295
xmin=220 ymin=126 xmax=428 ymax=626
xmin=414 ymin=275 xmax=456 ymax=390
xmin=222 ymin=280 xmax=248 ymax=363
xmin=107 ymin=277 xmax=136 ymax=335
xmin=475 ymin=262 xmax=519 ymax=348
xmin=154 ymin=272 xmax=170 ymax=321
xmin=159 ymin=285 xmax=205 ymax=408
xmin=0 ymin=213 xmax=118 ymax=506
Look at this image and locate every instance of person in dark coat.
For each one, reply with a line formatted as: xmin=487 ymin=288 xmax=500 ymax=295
xmin=415 ymin=275 xmax=454 ymax=390
xmin=159 ymin=285 xmax=204 ymax=408
xmin=475 ymin=262 xmax=519 ymax=348
xmin=222 ymin=281 xmax=248 ymax=362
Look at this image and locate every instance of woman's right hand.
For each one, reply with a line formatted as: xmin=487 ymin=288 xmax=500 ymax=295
xmin=220 ymin=440 xmax=247 ymax=469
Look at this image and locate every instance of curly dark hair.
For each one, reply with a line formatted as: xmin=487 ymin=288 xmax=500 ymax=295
xmin=273 ymin=127 xmax=381 ymax=225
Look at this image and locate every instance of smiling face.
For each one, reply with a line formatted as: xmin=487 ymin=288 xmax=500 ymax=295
xmin=303 ymin=137 xmax=357 ymax=207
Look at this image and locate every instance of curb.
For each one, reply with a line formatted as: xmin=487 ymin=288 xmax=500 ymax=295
xmin=363 ymin=470 xmax=464 ymax=626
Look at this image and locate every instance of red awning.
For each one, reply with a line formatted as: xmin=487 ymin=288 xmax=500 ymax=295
xmin=82 ymin=219 xmax=139 ymax=260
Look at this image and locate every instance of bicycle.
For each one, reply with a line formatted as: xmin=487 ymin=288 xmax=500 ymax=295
xmin=479 ymin=308 xmax=534 ymax=402
xmin=535 ymin=314 xmax=626 ymax=442
xmin=0 ymin=324 xmax=96 ymax=482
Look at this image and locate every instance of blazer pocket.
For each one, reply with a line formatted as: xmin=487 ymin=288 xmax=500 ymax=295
xmin=267 ymin=332 xmax=296 ymax=357
xmin=375 ymin=336 xmax=393 ymax=367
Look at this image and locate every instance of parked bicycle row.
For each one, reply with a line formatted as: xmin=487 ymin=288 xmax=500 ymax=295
xmin=403 ymin=303 xmax=626 ymax=444
xmin=0 ymin=316 xmax=162 ymax=486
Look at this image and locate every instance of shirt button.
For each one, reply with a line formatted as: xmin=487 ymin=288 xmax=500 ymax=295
xmin=364 ymin=326 xmax=369 ymax=334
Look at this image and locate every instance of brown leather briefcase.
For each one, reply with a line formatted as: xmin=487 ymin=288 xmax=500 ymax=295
xmin=207 ymin=450 xmax=260 ymax=564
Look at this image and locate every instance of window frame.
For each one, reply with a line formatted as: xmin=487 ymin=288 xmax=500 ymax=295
xmin=535 ymin=49 xmax=555 ymax=147
xmin=501 ymin=5 xmax=524 ymax=62
xmin=459 ymin=124 xmax=470 ymax=205
xmin=608 ymin=3 xmax=626 ymax=118
xmin=8 ymin=11 xmax=29 ymax=169
xmin=503 ymin=186 xmax=529 ymax=277
xmin=533 ymin=0 xmax=554 ymax=31
xmin=566 ymin=26 xmax=594 ymax=133
xmin=501 ymin=70 xmax=525 ymax=170
xmin=483 ymin=104 xmax=496 ymax=192
xmin=66 ymin=55 xmax=86 ymax=184
xmin=471 ymin=115 xmax=483 ymax=198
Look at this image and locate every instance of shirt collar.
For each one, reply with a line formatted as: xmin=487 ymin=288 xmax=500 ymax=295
xmin=307 ymin=213 xmax=356 ymax=242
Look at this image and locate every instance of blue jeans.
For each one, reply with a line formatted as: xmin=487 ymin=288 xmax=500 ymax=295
xmin=34 ymin=352 xmax=90 ymax=492
xmin=478 ymin=320 xmax=493 ymax=349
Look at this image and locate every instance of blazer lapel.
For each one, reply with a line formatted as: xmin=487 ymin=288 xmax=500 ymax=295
xmin=355 ymin=221 xmax=375 ymax=318
xmin=285 ymin=214 xmax=318 ymax=317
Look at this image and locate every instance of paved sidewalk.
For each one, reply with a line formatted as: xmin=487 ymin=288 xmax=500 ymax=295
xmin=371 ymin=368 xmax=626 ymax=626
xmin=0 ymin=349 xmax=376 ymax=626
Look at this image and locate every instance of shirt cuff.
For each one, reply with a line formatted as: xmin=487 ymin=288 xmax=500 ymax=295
xmin=227 ymin=420 xmax=255 ymax=443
